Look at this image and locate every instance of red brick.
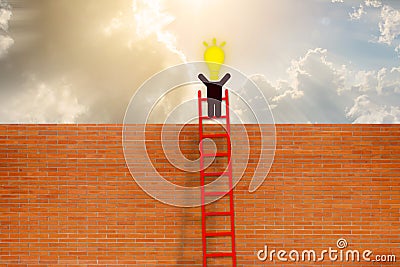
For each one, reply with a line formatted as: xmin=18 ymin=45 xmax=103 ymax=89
xmin=0 ymin=124 xmax=398 ymax=266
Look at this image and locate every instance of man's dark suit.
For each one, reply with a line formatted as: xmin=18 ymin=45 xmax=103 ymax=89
xmin=198 ymin=73 xmax=231 ymax=118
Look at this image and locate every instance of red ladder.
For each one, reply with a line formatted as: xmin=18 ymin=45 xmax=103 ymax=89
xmin=198 ymin=89 xmax=237 ymax=267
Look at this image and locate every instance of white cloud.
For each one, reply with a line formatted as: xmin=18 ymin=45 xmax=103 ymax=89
xmin=132 ymin=0 xmax=186 ymax=62
xmin=341 ymin=1 xmax=384 ymax=22
xmin=251 ymin=48 xmax=400 ymax=123
xmin=0 ymin=2 xmax=11 ymax=32
xmin=103 ymin=0 xmax=186 ymax=62
xmin=378 ymin=5 xmax=400 ymax=45
xmin=365 ymin=0 xmax=382 ymax=8
xmin=0 ymin=79 xmax=88 ymax=123
xmin=377 ymin=67 xmax=400 ymax=94
xmin=252 ymin=48 xmax=349 ymax=123
xmin=103 ymin=12 xmax=124 ymax=37
xmin=0 ymin=34 xmax=13 ymax=58
xmin=344 ymin=2 xmax=399 ymax=63
xmin=332 ymin=0 xmax=382 ymax=7
xmin=0 ymin=0 xmax=13 ymax=58
xmin=340 ymin=66 xmax=400 ymax=97
xmin=346 ymin=95 xmax=400 ymax=123
xmin=350 ymin=4 xmax=366 ymax=20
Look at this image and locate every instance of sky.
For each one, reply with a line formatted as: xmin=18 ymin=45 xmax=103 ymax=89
xmin=0 ymin=0 xmax=399 ymax=123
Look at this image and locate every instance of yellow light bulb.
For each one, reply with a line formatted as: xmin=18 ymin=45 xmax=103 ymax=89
xmin=203 ymin=38 xmax=226 ymax=81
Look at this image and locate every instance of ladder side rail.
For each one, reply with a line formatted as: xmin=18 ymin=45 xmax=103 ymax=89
xmin=225 ymin=89 xmax=237 ymax=266
xmin=198 ymin=90 xmax=207 ymax=267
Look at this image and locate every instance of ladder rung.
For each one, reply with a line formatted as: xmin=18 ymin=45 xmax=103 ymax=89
xmin=202 ymin=133 xmax=229 ymax=139
xmin=204 ymin=191 xmax=229 ymax=196
xmin=202 ymin=172 xmax=229 ymax=177
xmin=199 ymin=97 xmax=227 ymax=102
xmin=206 ymin=252 xmax=233 ymax=258
xmin=205 ymin=211 xmax=232 ymax=217
xmin=202 ymin=152 xmax=229 ymax=157
xmin=206 ymin=231 xmax=233 ymax=237
xmin=200 ymin=116 xmax=227 ymax=120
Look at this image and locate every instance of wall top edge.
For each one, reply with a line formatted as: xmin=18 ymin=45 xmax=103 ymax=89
xmin=0 ymin=124 xmax=399 ymax=127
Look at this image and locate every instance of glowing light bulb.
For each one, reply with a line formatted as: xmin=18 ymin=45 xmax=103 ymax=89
xmin=203 ymin=38 xmax=226 ymax=81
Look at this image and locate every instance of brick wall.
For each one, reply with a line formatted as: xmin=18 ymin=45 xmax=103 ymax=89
xmin=0 ymin=124 xmax=399 ymax=266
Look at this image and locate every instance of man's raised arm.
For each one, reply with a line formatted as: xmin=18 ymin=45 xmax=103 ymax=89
xmin=218 ymin=73 xmax=231 ymax=86
xmin=198 ymin=74 xmax=209 ymax=85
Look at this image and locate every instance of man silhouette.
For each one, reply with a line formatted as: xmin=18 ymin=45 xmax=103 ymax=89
xmin=198 ymin=73 xmax=231 ymax=118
